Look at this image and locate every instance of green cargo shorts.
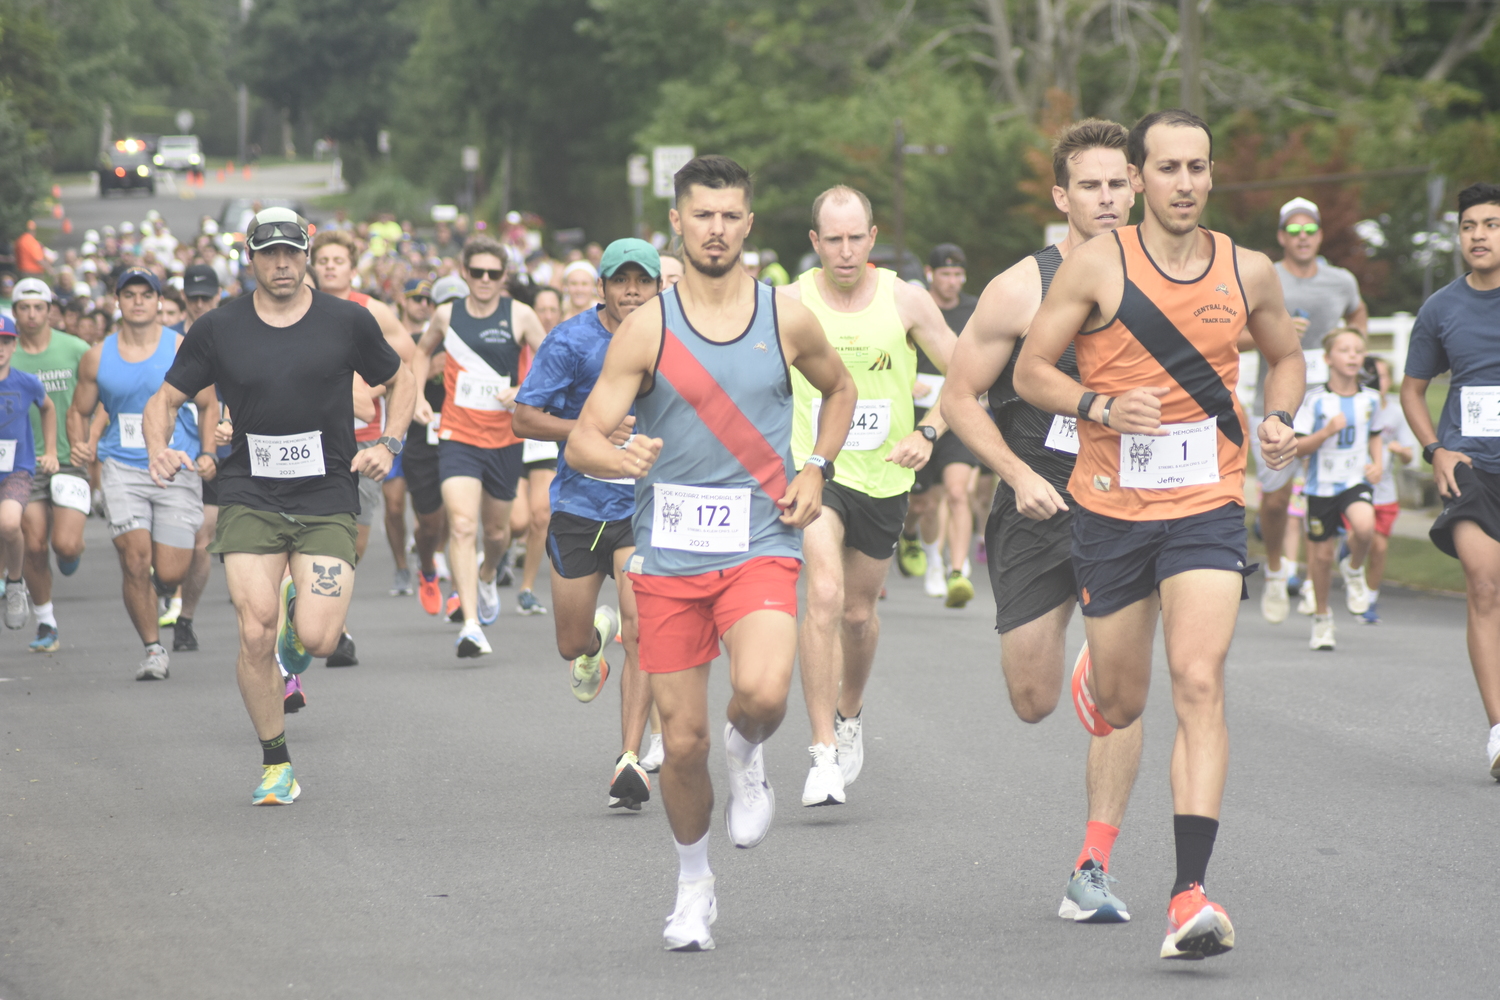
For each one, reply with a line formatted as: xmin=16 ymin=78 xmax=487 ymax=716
xmin=209 ymin=504 xmax=359 ymax=565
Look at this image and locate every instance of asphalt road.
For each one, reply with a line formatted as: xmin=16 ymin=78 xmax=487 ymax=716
xmin=1 ymin=512 xmax=1493 ymax=999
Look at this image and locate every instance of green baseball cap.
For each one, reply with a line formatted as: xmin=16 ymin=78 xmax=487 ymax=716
xmin=598 ymin=238 xmax=661 ymax=280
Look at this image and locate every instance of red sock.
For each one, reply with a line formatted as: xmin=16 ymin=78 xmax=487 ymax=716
xmin=1075 ymin=821 xmax=1120 ymax=872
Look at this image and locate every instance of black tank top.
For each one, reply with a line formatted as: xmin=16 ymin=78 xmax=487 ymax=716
xmin=988 ymin=245 xmax=1077 ymax=496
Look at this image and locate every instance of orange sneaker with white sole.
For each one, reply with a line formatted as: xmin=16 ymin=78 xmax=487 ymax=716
xmin=1070 ymin=643 xmax=1113 ymax=737
xmin=1160 ymin=883 xmax=1234 ymax=960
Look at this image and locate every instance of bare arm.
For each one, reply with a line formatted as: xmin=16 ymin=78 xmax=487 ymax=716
xmin=1402 ymin=376 xmax=1467 ymax=498
xmin=352 ymin=362 xmax=416 ymax=481
xmin=1240 ymin=250 xmax=1306 ymax=470
xmin=367 ymin=298 xmax=415 ymax=365
xmin=1365 ymin=428 xmax=1383 ymax=483
xmin=144 ymin=381 xmax=194 ymax=485
xmin=68 ymin=344 xmax=103 ymax=464
xmin=569 ymin=300 xmax=663 ymax=482
xmin=893 ymin=279 xmax=957 ymax=437
xmin=779 ymin=292 xmax=857 ymax=527
xmin=512 ymin=404 xmax=635 ymax=446
xmin=1346 ymin=297 xmax=1369 ymax=335
xmin=410 ymin=303 xmax=448 ymax=424
xmin=36 ymin=397 xmax=58 ymax=475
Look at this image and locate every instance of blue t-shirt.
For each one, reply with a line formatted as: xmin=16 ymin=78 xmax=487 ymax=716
xmin=514 ymin=306 xmax=634 ymax=523
xmin=0 ymin=367 xmax=48 ymax=475
xmin=1404 ymin=275 xmax=1500 ymax=474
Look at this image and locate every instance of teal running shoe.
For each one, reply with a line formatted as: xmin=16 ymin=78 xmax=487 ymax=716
xmin=252 ymin=762 xmax=300 ymax=805
xmin=29 ymin=622 xmax=59 ymax=653
xmin=1058 ymin=865 xmax=1130 ymax=923
xmin=276 ymin=577 xmax=312 ymax=675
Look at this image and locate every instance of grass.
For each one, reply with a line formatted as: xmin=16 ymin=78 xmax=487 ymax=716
xmin=1245 ymin=508 xmax=1467 ymax=596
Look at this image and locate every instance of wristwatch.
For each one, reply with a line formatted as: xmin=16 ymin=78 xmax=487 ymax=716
xmin=1424 ymin=442 xmax=1442 ymax=465
xmin=919 ymin=425 xmax=938 ymax=444
xmin=376 ymin=435 xmax=404 ymax=456
xmin=1266 ymin=410 xmax=1294 ymax=428
xmin=804 ymin=455 xmax=835 ymax=481
xmin=1077 ymin=391 xmax=1099 ymax=423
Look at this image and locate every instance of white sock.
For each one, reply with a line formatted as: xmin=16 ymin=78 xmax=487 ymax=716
xmin=959 ymin=559 xmax=971 ymax=578
xmin=1488 ymin=724 xmax=1500 ymax=758
xmin=922 ymin=540 xmax=942 ymax=570
xmin=1368 ymin=590 xmax=1379 ymax=604
xmin=33 ymin=602 xmax=56 ymax=627
xmin=1265 ymin=565 xmax=1287 ymax=580
xmin=676 ymin=832 xmax=712 ymax=881
xmin=725 ymin=724 xmax=757 ymax=766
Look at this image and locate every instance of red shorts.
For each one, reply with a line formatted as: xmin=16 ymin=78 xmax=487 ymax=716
xmin=628 ymin=556 xmax=800 ymax=673
xmin=1345 ymin=501 xmax=1399 ymax=538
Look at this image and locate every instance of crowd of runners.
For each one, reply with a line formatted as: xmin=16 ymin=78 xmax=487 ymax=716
xmin=5 ymin=108 xmax=1500 ymax=963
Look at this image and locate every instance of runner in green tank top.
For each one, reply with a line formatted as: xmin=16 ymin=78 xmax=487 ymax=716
xmin=11 ymin=279 xmax=91 ymax=653
xmin=782 ymin=185 xmax=959 ymax=808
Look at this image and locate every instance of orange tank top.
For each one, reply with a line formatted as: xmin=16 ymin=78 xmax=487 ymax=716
xmin=439 ymin=297 xmax=521 ymax=449
xmin=348 ymin=291 xmax=386 ymax=442
xmin=1069 ymin=226 xmax=1248 ymax=521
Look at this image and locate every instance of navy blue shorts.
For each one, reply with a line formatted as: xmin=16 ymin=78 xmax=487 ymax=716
xmin=438 ymin=440 xmax=523 ymax=501
xmin=1071 ymin=502 xmax=1251 ymax=618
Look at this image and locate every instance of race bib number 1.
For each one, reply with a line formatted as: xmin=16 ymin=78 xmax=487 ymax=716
xmin=1460 ymin=386 xmax=1500 ymax=438
xmin=0 ymin=439 xmax=14 ymax=473
xmin=1303 ymin=349 xmax=1329 ymax=387
xmin=247 ymin=431 xmax=326 ymax=479
xmin=50 ymin=473 xmax=91 ymax=514
xmin=1044 ymin=415 xmax=1079 ymax=455
xmin=811 ymin=398 xmax=892 ymax=451
xmin=651 ymin=483 xmax=751 ymax=553
xmin=1118 ymin=418 xmax=1220 ymax=489
xmin=453 ymin=371 xmax=511 ymax=412
xmin=118 ymin=413 xmax=146 ymax=450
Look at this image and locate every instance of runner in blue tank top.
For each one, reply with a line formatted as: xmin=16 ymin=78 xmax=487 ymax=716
xmin=70 ymin=268 xmax=218 ymax=683
xmin=568 ymin=156 xmax=856 ymax=952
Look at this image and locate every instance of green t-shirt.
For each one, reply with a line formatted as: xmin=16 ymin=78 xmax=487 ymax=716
xmin=12 ymin=331 xmax=90 ymax=467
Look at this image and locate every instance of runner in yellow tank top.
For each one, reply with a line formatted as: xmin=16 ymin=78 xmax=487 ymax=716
xmin=781 ymin=185 xmax=959 ymax=808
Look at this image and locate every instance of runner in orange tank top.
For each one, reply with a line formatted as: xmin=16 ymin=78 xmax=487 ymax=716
xmin=1015 ymin=110 xmax=1306 ymax=962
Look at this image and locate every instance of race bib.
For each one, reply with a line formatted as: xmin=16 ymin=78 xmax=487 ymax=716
xmin=811 ymin=398 xmax=892 ymax=452
xmin=651 ymin=483 xmax=751 ymax=553
xmin=1460 ymin=386 xmax=1500 ymax=437
xmin=1044 ymin=415 xmax=1079 ymax=455
xmin=0 ymin=439 xmax=14 ymax=473
xmin=913 ymin=375 xmax=945 ymax=410
xmin=522 ymin=438 xmax=559 ymax=464
xmin=49 ymin=473 xmax=91 ymax=513
xmin=118 ymin=413 xmax=145 ymax=450
xmin=453 ymin=370 xmax=511 ymax=412
xmin=1319 ymin=445 xmax=1364 ymax=484
xmin=1118 ymin=418 xmax=1220 ymax=489
xmin=1303 ymin=350 xmax=1329 ymax=387
xmin=247 ymin=431 xmax=326 ymax=479
xmin=426 ymin=413 xmax=440 ymax=446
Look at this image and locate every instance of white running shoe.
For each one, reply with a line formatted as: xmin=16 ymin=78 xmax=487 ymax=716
xmin=1260 ymin=570 xmax=1289 ymax=624
xmin=1310 ymin=613 xmax=1335 ymax=651
xmin=1488 ymin=725 xmax=1500 ymax=781
xmin=1297 ymin=582 xmax=1317 ymax=616
xmin=4 ymin=577 xmax=29 ymax=630
xmin=456 ymin=622 xmax=491 ymax=658
xmin=477 ymin=576 xmax=501 ymax=625
xmin=663 ymin=875 xmax=717 ymax=951
xmin=923 ymin=559 xmax=946 ymax=598
xmin=835 ymin=710 xmax=864 ymax=785
xmin=641 ymin=732 xmax=665 ymax=773
xmin=723 ymin=722 xmax=774 ymax=848
xmin=801 ymin=743 xmax=846 ymax=806
xmin=1339 ymin=556 xmax=1371 ymax=615
xmin=135 ymin=646 xmax=170 ymax=680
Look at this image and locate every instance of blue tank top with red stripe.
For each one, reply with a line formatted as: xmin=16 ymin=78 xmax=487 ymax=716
xmin=632 ymin=282 xmax=800 ymax=576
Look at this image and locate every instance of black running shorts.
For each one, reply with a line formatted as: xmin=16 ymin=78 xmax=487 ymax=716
xmin=1430 ymin=462 xmax=1500 ymax=559
xmin=985 ymin=479 xmax=1077 ymax=633
xmin=1305 ymin=483 xmax=1374 ymax=543
xmin=402 ymin=428 xmax=443 ymax=516
xmin=913 ymin=432 xmax=978 ymax=494
xmin=821 ymin=480 xmax=909 ymax=561
xmin=547 ymin=511 xmax=633 ymax=579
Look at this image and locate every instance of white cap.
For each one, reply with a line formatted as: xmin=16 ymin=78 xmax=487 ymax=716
xmin=84 ymin=229 xmax=100 ymax=243
xmin=1279 ymin=197 xmax=1320 ymax=227
xmin=562 ymin=260 xmax=597 ymax=280
xmin=120 ymin=221 xmax=135 ymax=234
xmin=13 ymin=278 xmax=53 ymax=302
xmin=430 ymin=274 xmax=470 ymax=305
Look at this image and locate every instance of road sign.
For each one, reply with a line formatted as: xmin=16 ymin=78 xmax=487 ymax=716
xmin=628 ymin=154 xmax=649 ymax=188
xmin=175 ymin=109 xmax=194 ymax=133
xmin=652 ymin=145 xmax=694 ymax=199
xmin=462 ymin=146 xmax=480 ymax=172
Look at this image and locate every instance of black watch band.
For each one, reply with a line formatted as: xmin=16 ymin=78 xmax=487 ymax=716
xmin=1424 ymin=442 xmax=1441 ymax=465
xmin=919 ymin=424 xmax=938 ymax=443
xmin=1266 ymin=410 xmax=1293 ymax=428
xmin=1077 ymin=391 xmax=1099 ymax=423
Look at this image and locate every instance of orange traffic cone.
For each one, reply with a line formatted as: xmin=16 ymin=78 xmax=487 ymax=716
xmin=62 ymin=219 xmax=73 ymax=234
xmin=216 ymin=169 xmax=225 ymax=182
xmin=242 ymin=166 xmax=251 ymax=179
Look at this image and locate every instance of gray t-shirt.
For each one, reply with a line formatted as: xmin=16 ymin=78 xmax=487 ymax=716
xmin=1253 ymin=257 xmax=1363 ymax=415
xmin=1404 ymin=274 xmax=1500 ymax=474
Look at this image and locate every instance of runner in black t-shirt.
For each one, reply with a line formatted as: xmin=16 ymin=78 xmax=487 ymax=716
xmin=143 ymin=208 xmax=414 ymax=806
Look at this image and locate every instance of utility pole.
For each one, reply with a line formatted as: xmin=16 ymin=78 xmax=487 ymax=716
xmin=1179 ymin=0 xmax=1205 ymax=117
xmin=892 ymin=118 xmax=906 ymax=261
xmin=237 ymin=0 xmax=253 ymax=163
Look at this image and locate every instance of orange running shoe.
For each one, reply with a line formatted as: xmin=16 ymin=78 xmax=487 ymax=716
xmin=1160 ymin=883 xmax=1234 ymax=960
xmin=418 ymin=571 xmax=442 ymax=616
xmin=1070 ymin=643 xmax=1113 ymax=737
xmin=446 ymin=592 xmax=463 ymax=623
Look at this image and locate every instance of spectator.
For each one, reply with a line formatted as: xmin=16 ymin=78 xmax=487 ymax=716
xmin=14 ymin=220 xmax=50 ymax=277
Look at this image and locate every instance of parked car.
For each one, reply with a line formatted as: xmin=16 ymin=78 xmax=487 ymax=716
xmin=99 ymin=139 xmax=155 ymax=197
xmin=154 ymin=135 xmax=204 ymax=174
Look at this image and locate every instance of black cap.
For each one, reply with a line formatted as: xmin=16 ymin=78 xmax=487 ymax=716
xmin=928 ymin=243 xmax=966 ymax=269
xmin=183 ymin=265 xmax=220 ymax=298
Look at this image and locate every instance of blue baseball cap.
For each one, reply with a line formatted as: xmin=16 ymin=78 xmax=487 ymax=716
xmin=0 ymin=315 xmax=17 ymax=337
xmin=116 ymin=267 xmax=162 ymax=294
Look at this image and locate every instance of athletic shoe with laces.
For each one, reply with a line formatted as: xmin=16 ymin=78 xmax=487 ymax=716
xmin=1058 ymin=859 xmax=1130 ymax=923
xmin=157 ymin=595 xmax=181 ymax=627
xmin=29 ymin=622 xmax=59 ymax=653
xmin=801 ymin=743 xmax=846 ymax=806
xmin=172 ymin=619 xmax=199 ymax=652
xmin=135 ymin=646 xmax=170 ymax=681
xmin=1488 ymin=726 xmax=1500 ymax=780
xmin=276 ymin=577 xmax=311 ymax=674
xmin=571 ymin=606 xmax=618 ymax=703
xmin=390 ymin=568 xmax=413 ymax=596
xmin=608 ymin=751 xmax=651 ymax=810
xmin=1297 ymin=582 xmax=1317 ymax=616
xmin=4 ymin=578 xmax=29 ymax=629
xmin=945 ymin=570 xmax=974 ymax=609
xmin=456 ymin=622 xmax=491 ymax=658
xmin=835 ymin=710 xmax=863 ymax=785
xmin=1261 ymin=570 xmax=1290 ymax=624
xmin=641 ymin=732 xmax=664 ymax=773
xmin=662 ymin=875 xmax=717 ymax=952
xmin=723 ymin=722 xmax=774 ymax=848
xmin=1359 ymin=601 xmax=1381 ymax=625
xmin=418 ymin=571 xmax=442 ymax=615
xmin=326 ymin=632 xmax=358 ymax=666
xmin=252 ymin=762 xmax=300 ymax=805
xmin=517 ymin=589 xmax=548 ymax=616
xmin=477 ymin=576 xmax=501 ymax=625
xmin=1160 ymin=883 xmax=1234 ymax=960
xmin=495 ymin=561 xmax=514 ymax=588
xmin=897 ymin=535 xmax=926 ymax=577
xmin=923 ymin=559 xmax=946 ymax=598
xmin=1071 ymin=642 xmax=1112 ymax=736
xmin=283 ymin=674 xmax=306 ymax=713
xmin=1310 ymin=613 xmax=1335 ymax=651
xmin=446 ymin=592 xmax=463 ymax=623
xmin=1339 ymin=555 xmax=1372 ymax=615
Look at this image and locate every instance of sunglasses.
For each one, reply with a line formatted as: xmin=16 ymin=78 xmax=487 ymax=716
xmin=248 ymin=221 xmax=308 ymax=249
xmin=1283 ymin=223 xmax=1320 ymax=235
xmin=407 ymin=295 xmax=433 ymax=305
xmin=468 ymin=267 xmax=504 ymax=282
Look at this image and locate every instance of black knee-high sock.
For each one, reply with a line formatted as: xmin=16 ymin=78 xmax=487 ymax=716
xmin=1172 ymin=814 xmax=1219 ymax=897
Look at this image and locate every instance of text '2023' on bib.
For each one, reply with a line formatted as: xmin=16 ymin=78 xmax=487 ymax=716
xmin=810 ymin=398 xmax=891 ymax=452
